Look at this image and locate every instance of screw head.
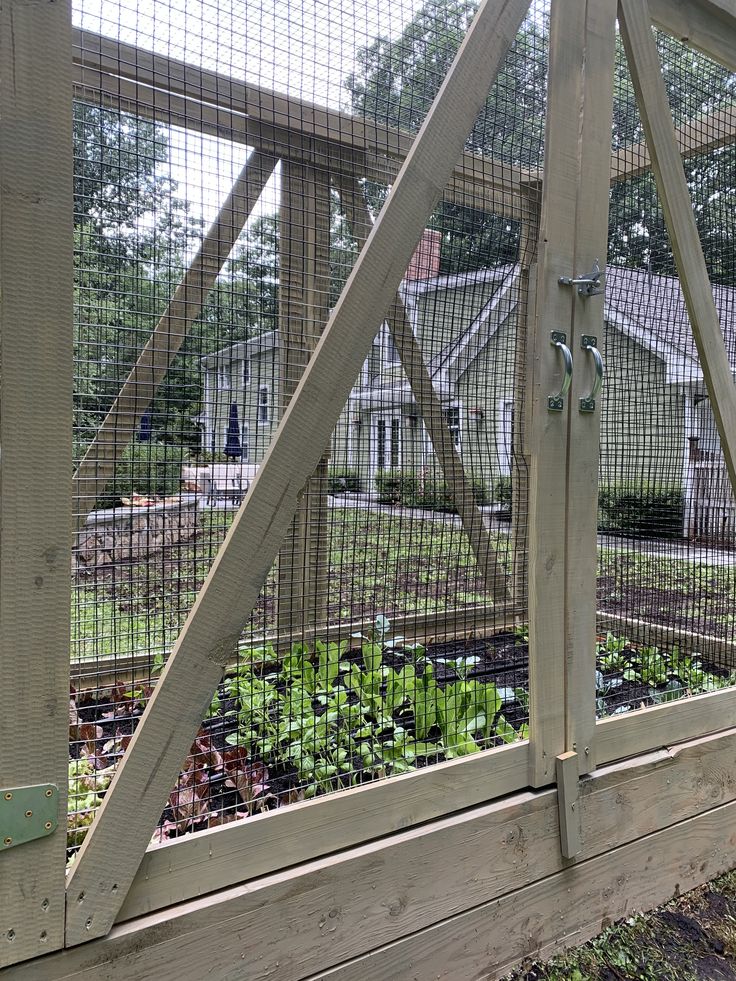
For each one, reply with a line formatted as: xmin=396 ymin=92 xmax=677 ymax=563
xmin=44 ymin=789 xmax=53 ymax=798
xmin=3 ymin=837 xmax=12 ymax=847
xmin=44 ymin=822 xmax=52 ymax=832
xmin=25 ymin=810 xmax=33 ymax=818
xmin=4 ymin=792 xmax=12 ymax=801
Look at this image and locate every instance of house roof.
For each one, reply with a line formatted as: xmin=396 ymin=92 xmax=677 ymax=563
xmin=200 ymin=263 xmax=736 ymax=389
xmin=604 ymin=265 xmax=736 ymax=382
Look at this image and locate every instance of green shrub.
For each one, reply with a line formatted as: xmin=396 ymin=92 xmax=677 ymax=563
xmin=375 ymin=470 xmax=488 ymax=512
xmin=493 ymin=476 xmax=512 ymax=516
xmin=598 ymin=483 xmax=684 ymax=538
xmin=375 ymin=470 xmax=420 ymax=505
xmin=97 ymin=442 xmax=186 ymax=509
xmin=328 ymin=468 xmax=362 ymax=494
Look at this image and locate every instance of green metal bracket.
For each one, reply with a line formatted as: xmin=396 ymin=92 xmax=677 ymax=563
xmin=1 ymin=785 xmax=58 ymax=850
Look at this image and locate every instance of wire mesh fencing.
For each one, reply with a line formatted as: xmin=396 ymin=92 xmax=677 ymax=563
xmin=67 ymin=0 xmax=552 ymax=856
xmin=595 ymin=29 xmax=736 ymax=718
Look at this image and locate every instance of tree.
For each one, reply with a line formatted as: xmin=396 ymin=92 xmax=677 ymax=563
xmin=345 ymin=1 xmax=736 ymax=283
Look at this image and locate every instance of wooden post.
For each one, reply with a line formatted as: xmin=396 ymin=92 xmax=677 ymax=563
xmin=563 ymin=0 xmax=618 ymax=776
xmin=510 ymin=192 xmax=541 ymax=608
xmin=335 ymin=177 xmax=512 ymax=604
xmin=277 ymin=163 xmax=332 ymax=636
xmin=64 ymin=0 xmax=532 ymax=942
xmin=0 ymin=0 xmax=74 ymax=965
xmin=619 ymin=0 xmax=736 ymax=522
xmin=527 ymin=0 xmax=587 ymax=786
xmin=73 ymin=149 xmax=277 ymax=526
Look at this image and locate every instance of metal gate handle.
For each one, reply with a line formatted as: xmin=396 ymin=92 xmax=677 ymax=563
xmin=579 ymin=334 xmax=604 ymax=412
xmin=548 ymin=331 xmax=573 ymax=411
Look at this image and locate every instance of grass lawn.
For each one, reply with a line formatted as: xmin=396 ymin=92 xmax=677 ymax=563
xmin=71 ymin=506 xmax=736 ymax=662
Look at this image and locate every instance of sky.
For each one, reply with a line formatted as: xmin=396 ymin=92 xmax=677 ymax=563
xmin=74 ymin=0 xmax=427 ymax=230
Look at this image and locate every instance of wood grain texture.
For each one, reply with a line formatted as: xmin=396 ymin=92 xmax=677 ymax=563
xmin=564 ymin=0 xmax=618 ymax=775
xmin=335 ymin=176 xmax=512 ymax=604
xmin=277 ymin=164 xmax=332 ymax=635
xmin=64 ymin=0 xmax=533 ymax=944
xmin=117 ymin=741 xmax=528 ymax=923
xmin=0 ymin=0 xmax=74 ymax=966
xmin=649 ymin=0 xmax=736 ymax=72
xmin=10 ymin=726 xmax=736 ymax=981
xmin=73 ymin=149 xmax=276 ymax=526
xmin=620 ymin=0 xmax=736 ymax=521
xmin=527 ymin=0 xmax=584 ymax=785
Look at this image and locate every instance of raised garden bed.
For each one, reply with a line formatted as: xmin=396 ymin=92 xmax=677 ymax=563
xmin=66 ymin=623 xmax=736 ymax=860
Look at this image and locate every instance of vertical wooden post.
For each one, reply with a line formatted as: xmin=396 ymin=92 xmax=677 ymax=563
xmin=564 ymin=0 xmax=617 ymax=775
xmin=510 ymin=193 xmax=541 ymax=608
xmin=527 ymin=0 xmax=586 ymax=786
xmin=277 ymin=163 xmax=332 ymax=636
xmin=0 ymin=0 xmax=74 ymax=965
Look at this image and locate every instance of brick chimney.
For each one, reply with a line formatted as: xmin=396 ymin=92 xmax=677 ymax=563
xmin=405 ymin=228 xmax=442 ymax=282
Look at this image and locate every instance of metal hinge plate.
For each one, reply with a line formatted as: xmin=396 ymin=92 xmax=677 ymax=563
xmin=1 ymin=785 xmax=58 ymax=850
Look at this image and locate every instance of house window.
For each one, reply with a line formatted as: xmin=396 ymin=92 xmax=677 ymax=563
xmin=367 ymin=337 xmax=381 ymax=385
xmin=258 ymin=385 xmax=271 ymax=424
xmin=218 ymin=366 xmax=231 ymax=391
xmin=241 ymin=426 xmax=250 ymax=463
xmin=499 ymin=399 xmax=514 ymax=474
xmin=243 ymin=359 xmax=250 ymax=386
xmin=384 ymin=333 xmax=400 ymax=364
xmin=445 ymin=405 xmax=461 ymax=447
xmin=374 ymin=415 xmax=401 ymax=470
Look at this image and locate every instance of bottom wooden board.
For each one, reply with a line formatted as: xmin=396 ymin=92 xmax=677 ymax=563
xmin=6 ymin=726 xmax=736 ymax=981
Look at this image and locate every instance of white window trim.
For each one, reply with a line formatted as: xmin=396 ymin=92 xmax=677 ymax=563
xmin=498 ymin=398 xmax=514 ymax=476
xmin=258 ymin=384 xmax=272 ymax=425
xmin=243 ymin=358 xmax=250 ymax=386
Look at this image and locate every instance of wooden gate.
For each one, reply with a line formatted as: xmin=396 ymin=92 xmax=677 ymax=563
xmin=3 ymin=0 xmax=736 ymax=977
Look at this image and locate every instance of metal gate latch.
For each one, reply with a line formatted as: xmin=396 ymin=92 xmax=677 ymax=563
xmin=1 ymin=785 xmax=58 ymax=849
xmin=558 ymin=260 xmax=604 ymax=298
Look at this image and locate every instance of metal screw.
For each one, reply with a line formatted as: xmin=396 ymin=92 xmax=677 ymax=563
xmin=39 ymin=931 xmax=48 ymax=943
xmin=3 ymin=837 xmax=12 ymax=846
xmin=25 ymin=810 xmax=33 ymax=818
xmin=77 ymin=892 xmax=85 ymax=904
xmin=3 ymin=792 xmax=12 ymax=801
xmin=41 ymin=899 xmax=49 ymax=912
xmin=85 ymin=917 xmax=93 ymax=930
xmin=7 ymin=930 xmax=15 ymax=942
xmin=44 ymin=789 xmax=53 ymax=798
xmin=44 ymin=822 xmax=52 ymax=831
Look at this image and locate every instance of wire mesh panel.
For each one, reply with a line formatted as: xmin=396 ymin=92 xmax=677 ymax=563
xmin=595 ymin=30 xmax=736 ymax=720
xmin=67 ymin=0 xmax=550 ymax=858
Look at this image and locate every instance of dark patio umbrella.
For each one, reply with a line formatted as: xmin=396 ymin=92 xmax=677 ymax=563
xmin=224 ymin=403 xmax=242 ymax=459
xmin=137 ymin=411 xmax=152 ymax=442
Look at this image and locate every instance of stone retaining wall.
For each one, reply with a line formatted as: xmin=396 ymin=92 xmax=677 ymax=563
xmin=75 ymin=495 xmax=199 ymax=571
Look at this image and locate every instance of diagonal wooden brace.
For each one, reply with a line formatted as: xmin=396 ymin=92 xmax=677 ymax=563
xmin=619 ymin=0 xmax=736 ymax=508
xmin=65 ymin=0 xmax=532 ymax=943
xmin=335 ymin=175 xmax=512 ymax=604
xmin=72 ymin=148 xmax=278 ymax=528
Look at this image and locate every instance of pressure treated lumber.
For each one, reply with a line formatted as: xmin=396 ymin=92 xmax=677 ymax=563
xmin=564 ymin=0 xmax=618 ymax=775
xmin=73 ymin=149 xmax=277 ymax=526
xmin=11 ymin=727 xmax=736 ymax=980
xmin=597 ymin=610 xmax=736 ymax=663
xmin=0 ymin=0 xmax=74 ymax=967
xmin=526 ymin=0 xmax=585 ymax=785
xmin=620 ymin=0 xmax=736 ymax=546
xmin=277 ymin=164 xmax=332 ymax=635
xmin=650 ymin=0 xmax=736 ymax=73
xmin=610 ymin=102 xmax=736 ymax=183
xmin=72 ymin=29 xmax=536 ymax=199
xmin=64 ymin=0 xmax=533 ymax=944
xmin=118 ymin=741 xmax=528 ymax=922
xmin=335 ymin=176 xmax=512 ymax=603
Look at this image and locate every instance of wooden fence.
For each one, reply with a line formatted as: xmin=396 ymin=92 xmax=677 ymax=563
xmin=3 ymin=0 xmax=736 ymax=978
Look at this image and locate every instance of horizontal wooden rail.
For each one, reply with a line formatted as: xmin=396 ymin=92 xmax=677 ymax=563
xmin=69 ymin=602 xmax=523 ymax=689
xmin=72 ymin=28 xmax=535 ymax=200
xmin=650 ymin=0 xmax=736 ymax=73
xmin=9 ymin=726 xmax=736 ymax=980
xmin=597 ymin=610 xmax=736 ymax=662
